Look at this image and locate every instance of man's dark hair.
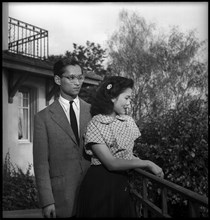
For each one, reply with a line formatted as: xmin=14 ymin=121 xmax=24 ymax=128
xmin=53 ymin=58 xmax=83 ymax=77
xmin=90 ymin=76 xmax=134 ymax=117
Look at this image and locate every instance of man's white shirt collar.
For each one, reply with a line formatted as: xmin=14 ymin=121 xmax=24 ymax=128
xmin=58 ymin=95 xmax=80 ymax=134
xmin=59 ymin=95 xmax=79 ymax=111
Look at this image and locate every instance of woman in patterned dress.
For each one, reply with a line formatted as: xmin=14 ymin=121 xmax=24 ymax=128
xmin=76 ymin=76 xmax=164 ymax=217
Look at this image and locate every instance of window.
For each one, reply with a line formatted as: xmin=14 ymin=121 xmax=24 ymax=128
xmin=18 ymin=87 xmax=37 ymax=142
xmin=18 ymin=89 xmax=30 ymax=141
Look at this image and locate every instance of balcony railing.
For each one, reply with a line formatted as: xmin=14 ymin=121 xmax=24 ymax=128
xmin=130 ymin=168 xmax=208 ymax=218
xmin=8 ymin=17 xmax=48 ymax=60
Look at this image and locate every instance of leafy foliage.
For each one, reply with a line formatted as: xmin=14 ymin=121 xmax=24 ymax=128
xmin=47 ymin=40 xmax=107 ymax=76
xmin=107 ymin=10 xmax=208 ymax=121
xmin=79 ymin=85 xmax=98 ymax=104
xmin=3 ymin=151 xmax=39 ymax=210
xmin=132 ymin=98 xmax=208 ymax=217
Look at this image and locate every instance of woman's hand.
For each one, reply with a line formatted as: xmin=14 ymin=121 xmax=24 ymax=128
xmin=42 ymin=204 xmax=56 ymax=218
xmin=147 ymin=161 xmax=164 ymax=178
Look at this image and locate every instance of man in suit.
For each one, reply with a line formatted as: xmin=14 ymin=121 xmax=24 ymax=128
xmin=33 ymin=58 xmax=91 ymax=218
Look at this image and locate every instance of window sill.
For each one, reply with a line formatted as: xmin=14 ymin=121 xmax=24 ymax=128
xmin=18 ymin=140 xmax=31 ymax=144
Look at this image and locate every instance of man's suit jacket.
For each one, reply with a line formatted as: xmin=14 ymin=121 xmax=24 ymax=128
xmin=33 ymin=98 xmax=91 ymax=217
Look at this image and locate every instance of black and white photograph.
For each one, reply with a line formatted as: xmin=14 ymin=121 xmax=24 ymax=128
xmin=2 ymin=2 xmax=208 ymax=218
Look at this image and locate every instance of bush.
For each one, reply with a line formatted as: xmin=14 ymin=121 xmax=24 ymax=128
xmin=3 ymin=151 xmax=39 ymax=210
xmin=132 ymin=98 xmax=208 ymax=217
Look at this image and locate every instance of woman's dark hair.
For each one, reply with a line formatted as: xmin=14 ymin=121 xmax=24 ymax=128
xmin=90 ymin=76 xmax=134 ymax=116
xmin=53 ymin=58 xmax=83 ymax=77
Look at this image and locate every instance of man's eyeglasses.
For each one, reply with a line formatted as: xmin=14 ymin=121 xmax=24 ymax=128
xmin=61 ymin=75 xmax=85 ymax=82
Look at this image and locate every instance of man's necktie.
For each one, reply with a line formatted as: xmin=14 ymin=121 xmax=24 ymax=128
xmin=69 ymin=101 xmax=79 ymax=144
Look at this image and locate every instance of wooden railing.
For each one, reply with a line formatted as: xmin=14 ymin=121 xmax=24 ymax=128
xmin=130 ymin=168 xmax=208 ymax=218
xmin=3 ymin=169 xmax=208 ymax=218
xmin=3 ymin=209 xmax=43 ymax=218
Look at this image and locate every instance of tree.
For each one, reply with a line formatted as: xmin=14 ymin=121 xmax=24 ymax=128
xmin=149 ymin=27 xmax=208 ymax=112
xmin=107 ymin=10 xmax=208 ymax=121
xmin=106 ymin=10 xmax=208 ymax=217
xmin=47 ymin=41 xmax=107 ymax=77
xmin=107 ymin=10 xmax=157 ymax=120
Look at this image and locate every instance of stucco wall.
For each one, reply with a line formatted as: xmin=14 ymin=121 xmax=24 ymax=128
xmin=3 ymin=74 xmax=53 ymax=175
xmin=2 ymin=70 xmax=9 ymax=162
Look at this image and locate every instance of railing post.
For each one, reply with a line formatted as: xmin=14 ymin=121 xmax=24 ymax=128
xmin=188 ymin=201 xmax=200 ymax=217
xmin=161 ymin=187 xmax=168 ymax=216
xmin=131 ymin=169 xmax=208 ymax=218
xmin=143 ymin=178 xmax=148 ymax=217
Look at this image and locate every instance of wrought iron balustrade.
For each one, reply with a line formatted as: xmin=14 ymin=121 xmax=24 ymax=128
xmin=130 ymin=168 xmax=208 ymax=218
xmin=8 ymin=17 xmax=48 ymax=60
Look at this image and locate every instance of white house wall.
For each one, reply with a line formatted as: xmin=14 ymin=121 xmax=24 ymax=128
xmin=2 ymin=69 xmax=9 ymax=164
xmin=3 ymin=73 xmax=53 ymax=175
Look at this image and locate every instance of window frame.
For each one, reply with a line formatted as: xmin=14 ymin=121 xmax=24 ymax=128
xmin=18 ymin=86 xmax=37 ymax=143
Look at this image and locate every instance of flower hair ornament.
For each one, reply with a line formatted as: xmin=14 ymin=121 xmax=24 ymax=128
xmin=106 ymin=84 xmax=112 ymax=90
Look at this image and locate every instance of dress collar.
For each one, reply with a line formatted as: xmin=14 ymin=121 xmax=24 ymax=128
xmin=93 ymin=114 xmax=128 ymax=124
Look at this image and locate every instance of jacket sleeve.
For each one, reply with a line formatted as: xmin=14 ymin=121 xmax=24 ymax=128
xmin=33 ymin=113 xmax=55 ymax=208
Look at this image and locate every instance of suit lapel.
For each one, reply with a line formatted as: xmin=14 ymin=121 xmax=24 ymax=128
xmin=49 ymin=100 xmax=78 ymax=145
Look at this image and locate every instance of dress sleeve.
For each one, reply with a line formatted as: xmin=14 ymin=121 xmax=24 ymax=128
xmin=129 ymin=117 xmax=141 ymax=140
xmin=84 ymin=120 xmax=106 ymax=155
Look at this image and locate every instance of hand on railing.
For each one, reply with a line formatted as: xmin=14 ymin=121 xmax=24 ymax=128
xmin=147 ymin=160 xmax=164 ymax=178
xmin=42 ymin=204 xmax=56 ymax=218
xmin=156 ymin=170 xmax=164 ymax=178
